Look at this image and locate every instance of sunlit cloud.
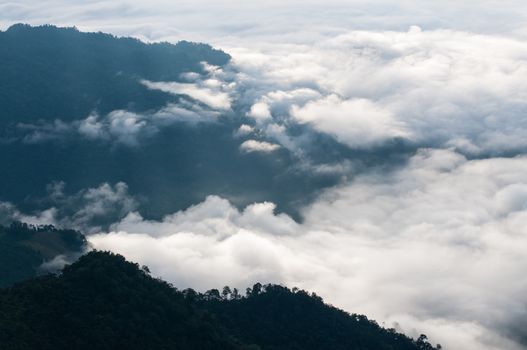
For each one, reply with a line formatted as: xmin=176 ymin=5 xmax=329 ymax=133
xmin=239 ymin=139 xmax=281 ymax=153
xmin=88 ymin=150 xmax=527 ymax=350
xmin=3 ymin=2 xmax=527 ymax=349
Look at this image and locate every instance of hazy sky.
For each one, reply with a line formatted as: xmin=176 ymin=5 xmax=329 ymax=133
xmin=3 ymin=0 xmax=527 ymax=44
xmin=2 ymin=2 xmax=527 ymax=350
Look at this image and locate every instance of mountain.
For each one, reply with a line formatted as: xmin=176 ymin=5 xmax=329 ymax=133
xmin=0 ymin=23 xmax=230 ymax=124
xmin=0 ymin=251 xmax=243 ymax=350
xmin=0 ymin=27 xmax=437 ymax=348
xmin=202 ymin=285 xmax=440 ymax=350
xmin=0 ymin=251 xmax=441 ymax=350
xmin=0 ymin=24 xmax=353 ymax=225
xmin=0 ymin=222 xmax=86 ymax=287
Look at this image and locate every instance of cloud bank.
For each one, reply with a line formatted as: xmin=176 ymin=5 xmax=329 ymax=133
xmin=87 ymin=149 xmax=527 ymax=350
xmin=0 ymin=182 xmax=138 ymax=234
xmin=7 ymin=4 xmax=527 ymax=157
xmin=3 ymin=2 xmax=527 ymax=350
xmin=3 ymin=0 xmax=527 ymax=45
xmin=231 ymin=28 xmax=527 ymax=156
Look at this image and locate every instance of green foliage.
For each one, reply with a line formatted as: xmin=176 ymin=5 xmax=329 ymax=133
xmin=0 ymin=251 xmax=440 ymax=350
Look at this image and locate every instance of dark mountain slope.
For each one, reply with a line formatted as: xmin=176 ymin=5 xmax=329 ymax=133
xmin=0 ymin=24 xmax=349 ymax=223
xmin=0 ymin=251 xmax=245 ymax=350
xmin=0 ymin=222 xmax=86 ymax=287
xmin=0 ymin=23 xmax=230 ymax=124
xmin=0 ymin=251 xmax=440 ymax=350
xmin=203 ymin=284 xmax=440 ymax=350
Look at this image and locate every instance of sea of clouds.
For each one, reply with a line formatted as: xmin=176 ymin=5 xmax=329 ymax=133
xmin=2 ymin=1 xmax=527 ymax=349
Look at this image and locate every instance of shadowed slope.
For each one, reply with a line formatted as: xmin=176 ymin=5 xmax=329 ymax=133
xmin=0 ymin=251 xmax=439 ymax=350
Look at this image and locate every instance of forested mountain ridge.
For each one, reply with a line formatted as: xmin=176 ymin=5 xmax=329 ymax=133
xmin=0 ymin=222 xmax=86 ymax=287
xmin=202 ymin=285 xmax=440 ymax=350
xmin=0 ymin=26 xmax=440 ymax=348
xmin=0 ymin=251 xmax=243 ymax=350
xmin=0 ymin=23 xmax=230 ymax=124
xmin=0 ymin=24 xmax=348 ymax=223
xmin=0 ymin=251 xmax=441 ymax=350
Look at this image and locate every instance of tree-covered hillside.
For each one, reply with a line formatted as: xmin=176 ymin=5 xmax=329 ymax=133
xmin=0 ymin=251 xmax=243 ymax=350
xmin=203 ymin=284 xmax=440 ymax=350
xmin=0 ymin=251 xmax=440 ymax=350
xmin=0 ymin=23 xmax=230 ymax=124
xmin=0 ymin=24 xmax=352 ymax=224
xmin=0 ymin=222 xmax=86 ymax=287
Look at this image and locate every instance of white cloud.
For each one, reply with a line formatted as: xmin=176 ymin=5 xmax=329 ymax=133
xmin=70 ymin=182 xmax=138 ymax=230
xmin=89 ymin=150 xmax=527 ymax=350
xmin=8 ymin=4 xmax=527 ymax=154
xmin=77 ymin=110 xmax=155 ymax=146
xmin=21 ymin=100 xmax=222 ymax=146
xmin=247 ymin=101 xmax=272 ymax=120
xmin=231 ymin=28 xmax=527 ymax=154
xmin=2 ymin=182 xmax=139 ymax=234
xmin=4 ymin=2 xmax=527 ymax=349
xmin=107 ymin=110 xmax=150 ymax=145
xmin=78 ymin=113 xmax=105 ymax=139
xmin=291 ymin=95 xmax=410 ymax=147
xmin=3 ymin=0 xmax=527 ymax=45
xmin=17 ymin=119 xmax=73 ymax=144
xmin=0 ymin=200 xmax=58 ymax=227
xmin=235 ymin=124 xmax=254 ymax=137
xmin=142 ymin=79 xmax=232 ymax=111
xmin=239 ymin=139 xmax=280 ymax=153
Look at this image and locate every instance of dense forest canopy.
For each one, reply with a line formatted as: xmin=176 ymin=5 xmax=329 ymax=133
xmin=0 ymin=222 xmax=86 ymax=287
xmin=0 ymin=23 xmax=230 ymax=123
xmin=0 ymin=251 xmax=440 ymax=350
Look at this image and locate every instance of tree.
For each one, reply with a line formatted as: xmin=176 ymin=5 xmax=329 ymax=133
xmin=251 ymin=283 xmax=262 ymax=296
xmin=222 ymin=286 xmax=232 ymax=300
xmin=232 ymin=288 xmax=241 ymax=300
xmin=416 ymin=334 xmax=436 ymax=350
xmin=182 ymin=288 xmax=198 ymax=301
xmin=205 ymin=289 xmax=221 ymax=300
